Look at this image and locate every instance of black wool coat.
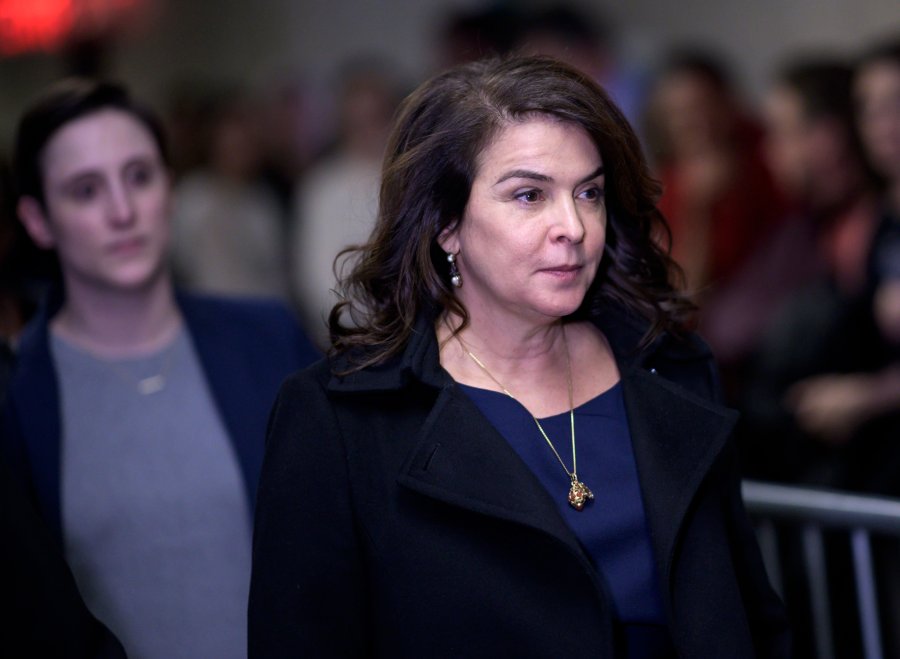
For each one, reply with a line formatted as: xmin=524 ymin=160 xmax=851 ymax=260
xmin=249 ymin=307 xmax=790 ymax=658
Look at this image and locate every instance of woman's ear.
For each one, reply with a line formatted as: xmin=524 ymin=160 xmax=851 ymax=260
xmin=437 ymin=220 xmax=460 ymax=254
xmin=17 ymin=197 xmax=56 ymax=249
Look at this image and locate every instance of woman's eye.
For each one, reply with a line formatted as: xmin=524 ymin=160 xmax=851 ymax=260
xmin=127 ymin=163 xmax=155 ymax=186
xmin=69 ymin=181 xmax=98 ymax=201
xmin=515 ymin=189 xmax=543 ymax=203
xmin=579 ymin=187 xmax=604 ymax=202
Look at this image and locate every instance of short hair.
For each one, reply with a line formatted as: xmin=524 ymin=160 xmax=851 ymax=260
xmin=521 ymin=5 xmax=610 ymax=49
xmin=13 ymin=78 xmax=169 ymax=205
xmin=330 ymin=55 xmax=692 ymax=370
xmin=659 ymin=48 xmax=734 ymax=95
xmin=776 ymin=58 xmax=872 ymax=178
xmin=778 ymin=58 xmax=855 ymax=124
xmin=857 ymin=37 xmax=900 ymax=72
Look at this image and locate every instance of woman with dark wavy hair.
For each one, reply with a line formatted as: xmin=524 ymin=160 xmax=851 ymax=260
xmin=249 ymin=56 xmax=789 ymax=658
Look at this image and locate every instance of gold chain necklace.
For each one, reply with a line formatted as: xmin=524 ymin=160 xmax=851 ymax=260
xmin=456 ymin=325 xmax=594 ymax=511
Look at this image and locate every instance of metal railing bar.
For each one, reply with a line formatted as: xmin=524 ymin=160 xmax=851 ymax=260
xmin=755 ymin=518 xmax=783 ymax=596
xmin=851 ymin=528 xmax=883 ymax=659
xmin=743 ymin=481 xmax=900 ymax=535
xmin=803 ymin=524 xmax=835 ymax=659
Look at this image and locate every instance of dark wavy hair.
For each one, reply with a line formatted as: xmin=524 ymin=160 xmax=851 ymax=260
xmin=330 ymin=55 xmax=692 ymax=370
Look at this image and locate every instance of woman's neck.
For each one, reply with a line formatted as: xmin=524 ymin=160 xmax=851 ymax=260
xmin=437 ymin=311 xmax=576 ymax=415
xmin=52 ymin=274 xmax=182 ymax=359
xmin=438 ymin=309 xmax=620 ymax=418
xmin=441 ymin=311 xmax=566 ymax=374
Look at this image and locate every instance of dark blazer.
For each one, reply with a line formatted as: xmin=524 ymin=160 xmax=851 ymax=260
xmin=1 ymin=450 xmax=126 ymax=658
xmin=249 ymin=306 xmax=790 ymax=658
xmin=1 ymin=288 xmax=320 ymax=542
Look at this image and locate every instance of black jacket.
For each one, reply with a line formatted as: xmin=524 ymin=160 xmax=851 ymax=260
xmin=249 ymin=307 xmax=790 ymax=658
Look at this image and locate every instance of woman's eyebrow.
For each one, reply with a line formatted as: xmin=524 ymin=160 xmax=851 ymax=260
xmin=578 ymin=165 xmax=605 ymax=185
xmin=494 ymin=169 xmax=551 ymax=185
xmin=494 ymin=164 xmax=605 ymax=187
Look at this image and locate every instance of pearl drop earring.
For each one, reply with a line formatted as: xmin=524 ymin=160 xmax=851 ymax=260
xmin=447 ymin=252 xmax=462 ymax=288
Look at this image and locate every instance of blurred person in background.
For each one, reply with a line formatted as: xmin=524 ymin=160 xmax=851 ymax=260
xmin=257 ymin=77 xmax=326 ymax=216
xmin=0 ymin=160 xmax=31 ymax=395
xmin=1 ymin=157 xmax=125 ymax=657
xmin=435 ymin=4 xmax=523 ymax=68
xmin=0 ymin=158 xmax=59 ymax=396
xmin=704 ymin=58 xmax=882 ymax=400
xmin=782 ymin=39 xmax=900 ymax=494
xmin=515 ymin=4 xmax=647 ymax=129
xmin=852 ymin=43 xmax=900 ymax=654
xmin=739 ymin=58 xmax=889 ymax=659
xmin=856 ymin=38 xmax=900 ymax=369
xmin=1 ymin=443 xmax=126 ymax=657
xmin=290 ymin=60 xmax=401 ymax=345
xmin=1 ymin=79 xmax=318 ymax=659
xmin=644 ymin=50 xmax=785 ymax=300
xmin=161 ymin=82 xmax=215 ymax=181
xmin=738 ymin=58 xmax=883 ymax=485
xmin=170 ymin=90 xmax=290 ymax=299
xmin=764 ymin=60 xmax=879 ymax=299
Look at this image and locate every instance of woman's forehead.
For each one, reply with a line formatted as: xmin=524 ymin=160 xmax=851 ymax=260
xmin=41 ymin=109 xmax=160 ymax=181
xmin=473 ymin=116 xmax=601 ymax=177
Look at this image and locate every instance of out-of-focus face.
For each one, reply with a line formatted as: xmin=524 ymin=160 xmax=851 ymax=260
xmin=653 ymin=71 xmax=731 ymax=157
xmin=439 ymin=116 xmax=606 ymax=328
xmin=763 ymin=84 xmax=851 ymax=209
xmin=210 ymin=102 xmax=264 ymax=181
xmin=856 ymin=60 xmax=900 ymax=183
xmin=19 ymin=109 xmax=172 ymax=296
xmin=763 ymin=85 xmax=812 ymax=197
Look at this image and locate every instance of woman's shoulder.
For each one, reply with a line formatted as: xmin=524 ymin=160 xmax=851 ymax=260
xmin=177 ymin=291 xmax=293 ymax=324
xmin=177 ymin=292 xmax=321 ymax=367
xmin=591 ymin=304 xmax=712 ymax=364
xmin=655 ymin=329 xmax=715 ymax=364
xmin=281 ymin=357 xmax=333 ymax=392
xmin=590 ymin=306 xmax=720 ymax=401
xmin=645 ymin=332 xmax=723 ymax=404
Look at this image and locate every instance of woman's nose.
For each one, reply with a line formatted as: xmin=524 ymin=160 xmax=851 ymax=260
xmin=107 ymin=184 xmax=136 ymax=226
xmin=552 ymin=197 xmax=586 ymax=244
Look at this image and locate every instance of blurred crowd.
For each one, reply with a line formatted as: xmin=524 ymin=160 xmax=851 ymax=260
xmin=1 ymin=5 xmax=898 ymax=499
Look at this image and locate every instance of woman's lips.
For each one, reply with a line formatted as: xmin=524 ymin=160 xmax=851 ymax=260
xmin=107 ymin=236 xmax=146 ymax=256
xmin=539 ymin=264 xmax=582 ymax=279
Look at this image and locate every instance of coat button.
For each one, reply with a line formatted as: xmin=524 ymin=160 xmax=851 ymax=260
xmin=649 ymin=367 xmax=658 ymax=375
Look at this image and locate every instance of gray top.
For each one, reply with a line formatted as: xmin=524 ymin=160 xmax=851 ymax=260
xmin=52 ymin=328 xmax=252 ymax=659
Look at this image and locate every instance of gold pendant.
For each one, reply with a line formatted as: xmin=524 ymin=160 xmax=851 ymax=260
xmin=567 ymin=478 xmax=593 ymax=511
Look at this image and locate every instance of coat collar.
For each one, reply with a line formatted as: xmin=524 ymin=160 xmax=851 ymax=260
xmin=326 ymin=305 xmax=735 ymax=601
xmin=326 ymin=312 xmax=450 ymax=393
xmin=325 ymin=301 xmax=702 ymax=393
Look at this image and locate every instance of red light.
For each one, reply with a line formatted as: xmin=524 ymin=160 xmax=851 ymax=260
xmin=0 ymin=0 xmax=150 ymax=56
xmin=0 ymin=0 xmax=75 ymax=55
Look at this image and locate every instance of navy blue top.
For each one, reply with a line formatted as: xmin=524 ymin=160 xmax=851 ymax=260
xmin=460 ymin=381 xmax=676 ymax=658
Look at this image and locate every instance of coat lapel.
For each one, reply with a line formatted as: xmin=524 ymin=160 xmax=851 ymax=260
xmin=622 ymin=366 xmax=738 ymax=591
xmin=331 ymin=317 xmax=580 ymax=552
xmin=397 ymin=384 xmax=591 ymax=562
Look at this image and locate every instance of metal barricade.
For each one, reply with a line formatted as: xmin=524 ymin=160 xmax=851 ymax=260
xmin=742 ymin=480 xmax=900 ymax=659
